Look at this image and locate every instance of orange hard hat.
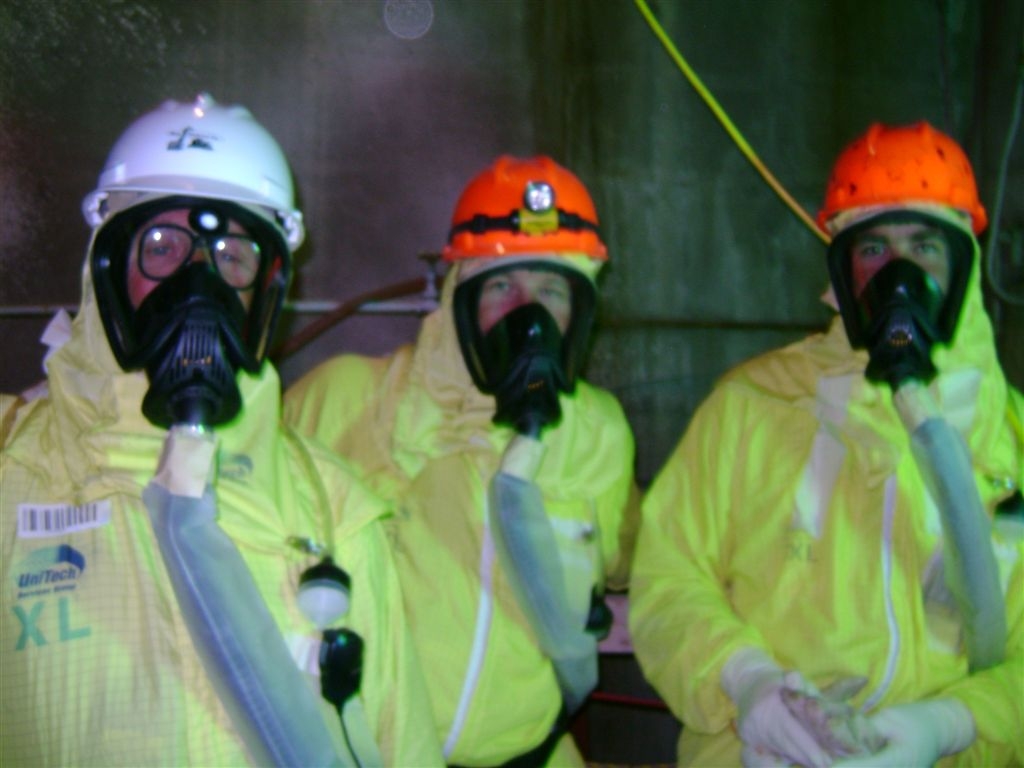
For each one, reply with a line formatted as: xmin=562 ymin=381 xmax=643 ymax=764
xmin=817 ymin=122 xmax=987 ymax=235
xmin=443 ymin=155 xmax=608 ymax=262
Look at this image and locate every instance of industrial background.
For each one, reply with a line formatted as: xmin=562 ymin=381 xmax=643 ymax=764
xmin=2 ymin=0 xmax=1022 ymax=763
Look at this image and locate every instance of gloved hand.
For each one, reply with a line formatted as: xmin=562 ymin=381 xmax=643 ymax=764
xmin=782 ymin=676 xmax=887 ymax=759
xmin=833 ymin=699 xmax=975 ymax=767
xmin=721 ymin=648 xmax=835 ymax=768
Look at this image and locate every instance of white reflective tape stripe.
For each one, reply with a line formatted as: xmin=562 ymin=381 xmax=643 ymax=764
xmin=921 ymin=485 xmax=943 ymax=538
xmin=791 ymin=373 xmax=853 ymax=538
xmin=936 ymin=368 xmax=981 ymax=436
xmin=16 ymin=501 xmax=112 ymax=538
xmin=863 ymin=475 xmax=900 ymax=711
xmin=816 ymin=374 xmax=855 ymax=428
xmin=793 ymin=428 xmax=845 ymax=538
xmin=444 ymin=502 xmax=496 ymax=760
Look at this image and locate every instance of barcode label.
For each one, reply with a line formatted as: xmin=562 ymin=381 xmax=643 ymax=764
xmin=16 ymin=501 xmax=112 ymax=539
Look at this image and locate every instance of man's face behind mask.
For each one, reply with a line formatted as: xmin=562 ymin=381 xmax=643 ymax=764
xmin=476 ymin=268 xmax=573 ymax=335
xmin=127 ymin=208 xmax=260 ymax=311
xmin=846 ymin=221 xmax=954 ymax=388
xmin=849 ymin=222 xmax=951 ymax=298
xmin=91 ymin=200 xmax=289 ymax=428
xmin=453 ymin=262 xmax=597 ymax=436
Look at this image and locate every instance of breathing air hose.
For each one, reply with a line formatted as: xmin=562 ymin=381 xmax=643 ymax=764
xmin=893 ymin=383 xmax=1007 ymax=671
xmin=488 ymin=435 xmax=598 ymax=715
xmin=144 ymin=425 xmax=351 ymax=767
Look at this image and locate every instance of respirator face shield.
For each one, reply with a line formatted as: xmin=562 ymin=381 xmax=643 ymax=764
xmin=827 ymin=211 xmax=973 ymax=387
xmin=453 ymin=262 xmax=597 ymax=435
xmin=90 ymin=196 xmax=291 ymax=426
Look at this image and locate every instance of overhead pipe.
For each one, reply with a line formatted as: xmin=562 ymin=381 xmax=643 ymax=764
xmin=269 ymin=253 xmax=442 ymax=362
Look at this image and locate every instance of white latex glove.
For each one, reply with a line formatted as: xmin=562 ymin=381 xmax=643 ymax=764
xmin=741 ymin=743 xmax=793 ymax=767
xmin=721 ymin=648 xmax=835 ymax=768
xmin=782 ymin=677 xmax=886 ymax=759
xmin=833 ymin=699 xmax=975 ymax=767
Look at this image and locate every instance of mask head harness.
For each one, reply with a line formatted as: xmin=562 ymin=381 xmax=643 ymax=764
xmin=827 ymin=210 xmax=973 ymax=389
xmin=453 ymin=262 xmax=596 ymax=436
xmin=90 ymin=196 xmax=290 ymax=427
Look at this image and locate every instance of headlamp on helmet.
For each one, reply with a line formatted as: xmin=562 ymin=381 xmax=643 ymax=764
xmin=443 ymin=155 xmax=608 ymax=262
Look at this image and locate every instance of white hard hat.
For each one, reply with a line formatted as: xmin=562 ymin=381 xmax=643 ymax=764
xmin=81 ymin=92 xmax=304 ymax=250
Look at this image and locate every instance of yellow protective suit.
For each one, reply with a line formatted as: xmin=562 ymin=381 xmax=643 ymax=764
xmin=284 ymin=264 xmax=640 ymax=766
xmin=629 ymin=238 xmax=1024 ymax=767
xmin=0 ymin=263 xmax=443 ymax=767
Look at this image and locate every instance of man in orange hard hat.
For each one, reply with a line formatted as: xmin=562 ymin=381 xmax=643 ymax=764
xmin=630 ymin=122 xmax=1022 ymax=767
xmin=286 ymin=156 xmax=641 ymax=766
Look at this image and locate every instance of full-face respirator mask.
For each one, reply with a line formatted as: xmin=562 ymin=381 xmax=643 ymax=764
xmin=90 ymin=197 xmax=290 ymax=427
xmin=855 ymin=259 xmax=945 ymax=386
xmin=827 ymin=212 xmax=972 ymax=389
xmin=453 ymin=263 xmax=596 ymax=436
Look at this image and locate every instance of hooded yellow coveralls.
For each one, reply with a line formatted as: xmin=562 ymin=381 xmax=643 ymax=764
xmin=629 ymin=239 xmax=1023 ymax=766
xmin=0 ymin=263 xmax=443 ymax=767
xmin=284 ymin=265 xmax=640 ymax=766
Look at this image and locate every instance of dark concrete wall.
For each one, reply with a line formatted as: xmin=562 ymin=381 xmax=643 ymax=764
xmin=1 ymin=0 xmax=541 ymax=391
xmin=529 ymin=0 xmax=1023 ymax=483
xmin=2 ymin=1 xmax=1021 ymax=762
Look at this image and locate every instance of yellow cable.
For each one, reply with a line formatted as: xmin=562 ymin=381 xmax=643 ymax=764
xmin=634 ymin=0 xmax=830 ymax=245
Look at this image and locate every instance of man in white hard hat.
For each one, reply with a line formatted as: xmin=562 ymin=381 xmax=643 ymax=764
xmin=1 ymin=94 xmax=442 ymax=767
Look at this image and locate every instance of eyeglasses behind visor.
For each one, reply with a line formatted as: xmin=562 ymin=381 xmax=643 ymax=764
xmin=138 ymin=223 xmax=262 ymax=290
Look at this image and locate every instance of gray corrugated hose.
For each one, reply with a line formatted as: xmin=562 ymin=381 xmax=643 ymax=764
xmin=143 ymin=425 xmax=349 ymax=767
xmin=488 ymin=435 xmax=597 ymax=714
xmin=894 ymin=383 xmax=1007 ymax=671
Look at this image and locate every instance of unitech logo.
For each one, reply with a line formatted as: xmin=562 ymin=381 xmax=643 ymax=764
xmin=11 ymin=545 xmax=92 ymax=649
xmin=14 ymin=544 xmax=86 ymax=599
